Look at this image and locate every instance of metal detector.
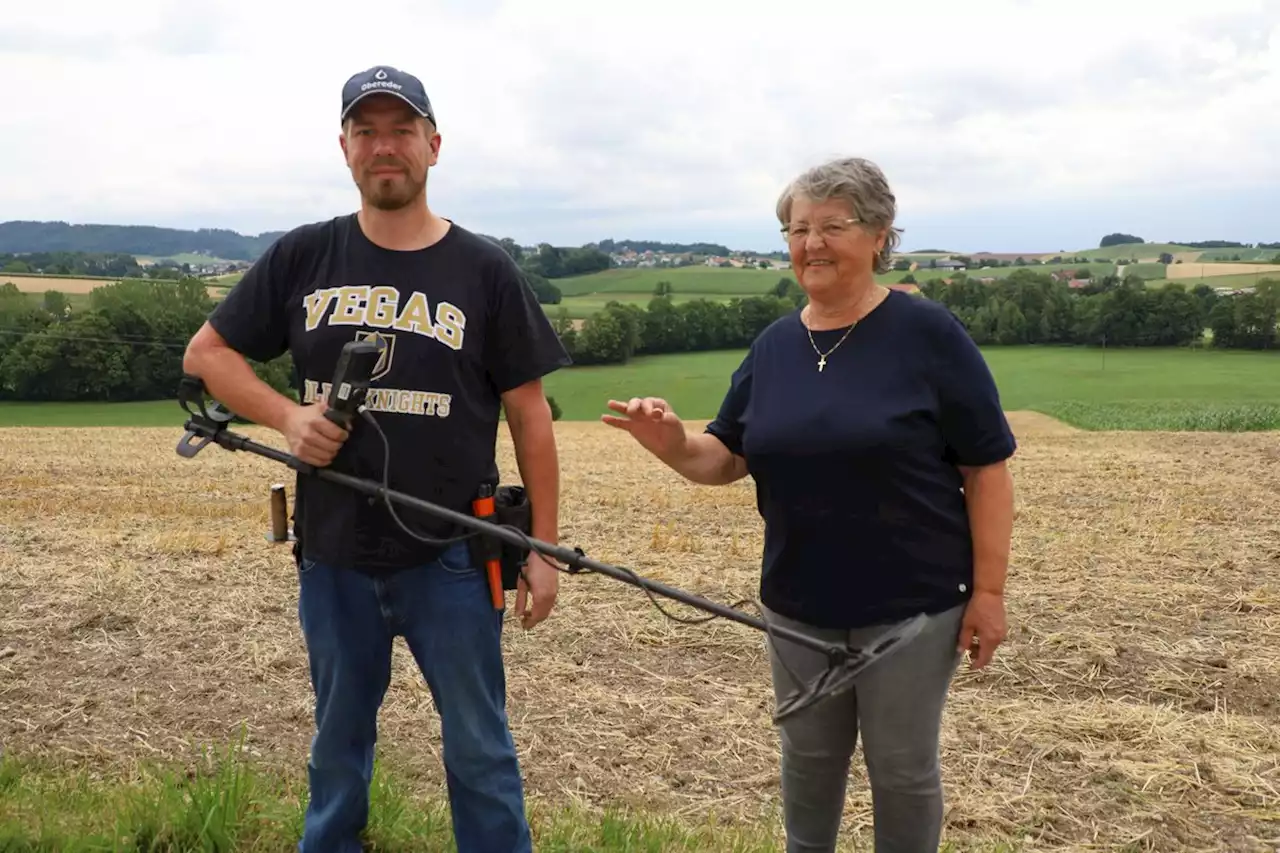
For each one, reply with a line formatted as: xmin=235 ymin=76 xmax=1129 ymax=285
xmin=174 ymin=340 xmax=928 ymax=722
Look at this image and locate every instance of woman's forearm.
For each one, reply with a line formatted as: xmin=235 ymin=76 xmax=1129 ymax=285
xmin=662 ymin=433 xmax=749 ymax=486
xmin=960 ymin=460 xmax=1015 ymax=595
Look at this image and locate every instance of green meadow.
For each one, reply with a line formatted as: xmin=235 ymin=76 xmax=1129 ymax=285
xmin=0 ymin=745 xmax=1017 ymax=853
xmin=537 ymin=345 xmax=1280 ymax=430
xmin=0 ymin=747 xmax=794 ymax=853
xmin=1146 ymin=270 xmax=1280 ymax=290
xmin=551 ymin=265 xmax=920 ymax=298
xmin=3 ymin=346 xmax=1277 ymax=432
xmin=1048 ymin=243 xmax=1279 ymax=263
xmin=1050 ymin=242 xmax=1195 ymax=261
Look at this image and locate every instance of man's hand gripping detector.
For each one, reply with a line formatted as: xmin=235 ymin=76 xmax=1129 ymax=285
xmin=324 ymin=339 xmax=383 ymax=429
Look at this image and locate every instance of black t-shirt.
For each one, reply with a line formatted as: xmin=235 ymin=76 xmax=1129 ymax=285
xmin=705 ymin=289 xmax=1016 ymax=629
xmin=207 ymin=214 xmax=572 ymax=570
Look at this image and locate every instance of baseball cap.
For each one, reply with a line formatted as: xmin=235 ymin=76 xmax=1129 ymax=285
xmin=340 ymin=65 xmax=436 ymax=127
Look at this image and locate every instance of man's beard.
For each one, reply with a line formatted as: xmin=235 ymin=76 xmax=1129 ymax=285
xmin=357 ymin=166 xmax=427 ymax=211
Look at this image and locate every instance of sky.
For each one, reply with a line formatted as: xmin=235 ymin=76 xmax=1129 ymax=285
xmin=1 ymin=0 xmax=1278 ymax=254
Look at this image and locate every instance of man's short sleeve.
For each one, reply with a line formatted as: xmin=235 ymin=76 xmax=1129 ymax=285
xmin=484 ymin=257 xmax=573 ymax=393
xmin=206 ymin=236 xmax=296 ymax=363
xmin=704 ymin=346 xmax=755 ymax=458
xmin=932 ymin=308 xmax=1017 ymax=466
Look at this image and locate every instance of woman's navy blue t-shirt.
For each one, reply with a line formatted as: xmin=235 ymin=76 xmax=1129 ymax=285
xmin=705 ymin=289 xmax=1016 ymax=629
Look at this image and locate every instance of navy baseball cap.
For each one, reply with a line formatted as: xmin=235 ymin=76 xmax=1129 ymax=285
xmin=340 ymin=65 xmax=436 ymax=126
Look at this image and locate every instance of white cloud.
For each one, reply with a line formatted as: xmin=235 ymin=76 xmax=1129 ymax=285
xmin=1 ymin=0 xmax=1277 ymax=251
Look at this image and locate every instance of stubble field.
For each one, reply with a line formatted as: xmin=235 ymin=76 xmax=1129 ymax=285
xmin=2 ymin=414 xmax=1279 ymax=851
xmin=1163 ymin=263 xmax=1280 ymax=280
xmin=2 ymin=272 xmax=230 ymax=301
xmin=2 ymin=273 xmax=126 ymax=294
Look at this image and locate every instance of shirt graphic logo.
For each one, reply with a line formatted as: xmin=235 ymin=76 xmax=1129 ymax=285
xmin=354 ymin=329 xmax=396 ymax=381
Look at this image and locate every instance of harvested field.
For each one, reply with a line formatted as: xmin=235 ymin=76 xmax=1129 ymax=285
xmin=1 ymin=273 xmax=122 ymax=293
xmin=1164 ymin=263 xmax=1280 ymax=280
xmin=2 ymin=272 xmax=226 ymax=300
xmin=2 ymin=413 xmax=1279 ymax=850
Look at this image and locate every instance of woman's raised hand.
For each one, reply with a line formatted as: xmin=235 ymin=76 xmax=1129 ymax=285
xmin=601 ymin=397 xmax=688 ymax=460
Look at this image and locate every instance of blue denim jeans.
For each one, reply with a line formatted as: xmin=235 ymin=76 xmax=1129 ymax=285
xmin=295 ymin=540 xmax=531 ymax=853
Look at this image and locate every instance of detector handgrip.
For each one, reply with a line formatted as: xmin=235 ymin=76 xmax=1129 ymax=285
xmin=323 ymin=339 xmax=383 ymax=430
xmin=323 ymin=407 xmax=355 ymax=430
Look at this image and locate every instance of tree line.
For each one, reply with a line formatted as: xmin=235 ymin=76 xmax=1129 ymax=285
xmin=0 ymin=222 xmax=283 ymax=261
xmin=554 ymin=269 xmax=1279 ymax=366
xmin=0 ymin=268 xmax=1274 ymax=403
xmin=549 ymin=278 xmax=808 ymax=366
xmin=918 ymin=270 xmax=1278 ymax=350
xmin=0 ymin=251 xmax=201 ymax=281
xmin=0 ymin=279 xmax=292 ymax=402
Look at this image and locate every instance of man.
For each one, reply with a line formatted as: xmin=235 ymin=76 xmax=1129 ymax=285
xmin=182 ymin=65 xmax=571 ymax=853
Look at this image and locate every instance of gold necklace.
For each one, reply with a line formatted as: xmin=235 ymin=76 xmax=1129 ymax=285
xmin=805 ymin=320 xmax=855 ymax=372
xmin=802 ymin=289 xmax=878 ymax=372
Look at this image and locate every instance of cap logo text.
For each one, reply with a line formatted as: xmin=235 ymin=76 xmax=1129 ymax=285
xmin=361 ymin=79 xmax=403 ymax=93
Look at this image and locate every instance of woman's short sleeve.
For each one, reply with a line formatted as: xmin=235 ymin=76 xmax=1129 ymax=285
xmin=704 ymin=346 xmax=755 ymax=458
xmin=932 ymin=310 xmax=1017 ymax=466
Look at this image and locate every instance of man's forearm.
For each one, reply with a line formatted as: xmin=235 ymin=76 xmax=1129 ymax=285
xmin=507 ymin=403 xmax=560 ymax=546
xmin=962 ymin=461 xmax=1014 ymax=595
xmin=183 ymin=335 xmax=297 ymax=434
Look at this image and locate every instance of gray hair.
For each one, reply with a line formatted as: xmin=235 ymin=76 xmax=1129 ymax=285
xmin=775 ymin=157 xmax=902 ymax=274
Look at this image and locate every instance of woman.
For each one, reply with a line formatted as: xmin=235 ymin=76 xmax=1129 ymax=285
xmin=602 ymin=156 xmax=1016 ymax=852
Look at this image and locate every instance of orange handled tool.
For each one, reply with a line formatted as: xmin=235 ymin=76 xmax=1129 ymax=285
xmin=471 ymin=485 xmax=505 ymax=610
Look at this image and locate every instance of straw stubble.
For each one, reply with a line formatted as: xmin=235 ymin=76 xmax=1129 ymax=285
xmin=0 ymin=413 xmax=1277 ymax=850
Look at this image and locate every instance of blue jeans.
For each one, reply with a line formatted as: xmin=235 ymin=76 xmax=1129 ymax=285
xmin=295 ymin=540 xmax=531 ymax=853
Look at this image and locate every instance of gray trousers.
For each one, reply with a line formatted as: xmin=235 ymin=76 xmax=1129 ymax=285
xmin=764 ymin=602 xmax=966 ymax=853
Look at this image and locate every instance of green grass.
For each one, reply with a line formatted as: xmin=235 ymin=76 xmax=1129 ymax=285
xmin=3 ymin=346 xmax=1278 ymax=431
xmin=985 ymin=346 xmax=1280 ymax=430
xmin=1147 ymin=271 xmax=1280 ymax=290
xmin=1119 ymin=262 xmax=1167 ymax=280
xmin=554 ymin=267 xmax=789 ymax=297
xmin=0 ymin=746 xmax=790 ymax=853
xmin=1196 ymin=248 xmax=1280 ymax=262
xmin=547 ymin=349 xmax=744 ymax=419
xmin=545 ymin=293 xmax=739 ymax=320
xmin=548 ymin=267 xmax=922 ymax=316
xmin=0 ymin=743 xmax=1021 ymax=853
xmin=0 ymin=400 xmax=192 ymax=427
xmin=1045 ymin=245 xmax=1280 ymax=264
xmin=538 ymin=345 xmax=1280 ymax=429
xmin=550 ymin=265 xmax=916 ymax=299
xmin=1034 ymin=400 xmax=1280 ymax=431
xmin=1051 ymin=243 xmax=1198 ymax=261
xmin=954 ymin=261 xmax=1118 ymax=280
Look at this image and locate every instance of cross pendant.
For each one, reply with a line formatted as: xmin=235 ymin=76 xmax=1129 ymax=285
xmin=818 ymin=355 xmax=826 ymax=372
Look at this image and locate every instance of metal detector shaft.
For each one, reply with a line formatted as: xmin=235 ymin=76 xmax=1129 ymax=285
xmin=177 ymin=413 xmax=855 ymax=666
